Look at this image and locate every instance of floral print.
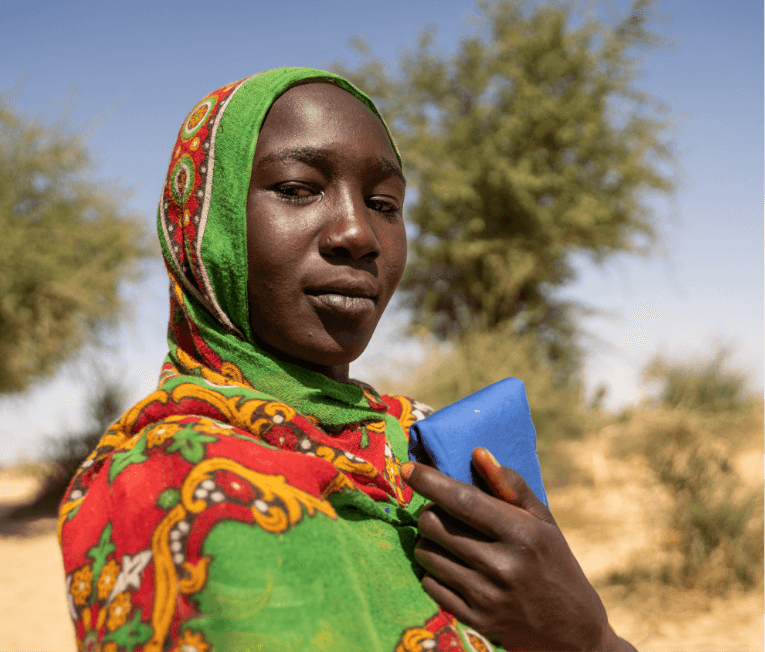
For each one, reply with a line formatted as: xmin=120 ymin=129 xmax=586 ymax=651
xmin=193 ymin=419 xmax=236 ymax=437
xmin=213 ymin=469 xmax=257 ymax=502
xmin=146 ymin=423 xmax=182 ymax=448
xmin=264 ymin=424 xmax=299 ymax=449
xmin=171 ymin=629 xmax=210 ymax=652
xmin=97 ymin=559 xmax=120 ymax=600
xmin=70 ymin=565 xmax=93 ymax=606
xmin=106 ymin=592 xmax=132 ymax=631
xmin=59 ymin=387 xmax=492 ymax=651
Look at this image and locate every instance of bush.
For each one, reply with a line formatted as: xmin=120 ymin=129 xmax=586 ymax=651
xmin=612 ymin=409 xmax=763 ymax=595
xmin=644 ymin=346 xmax=750 ymax=413
xmin=653 ymin=421 xmax=762 ymax=592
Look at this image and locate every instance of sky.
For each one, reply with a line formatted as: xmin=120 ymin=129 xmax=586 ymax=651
xmin=0 ymin=0 xmax=762 ymax=464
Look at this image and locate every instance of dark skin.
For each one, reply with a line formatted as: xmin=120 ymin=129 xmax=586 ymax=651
xmin=246 ymin=82 xmax=637 ymax=651
xmin=246 ymin=82 xmax=407 ymax=383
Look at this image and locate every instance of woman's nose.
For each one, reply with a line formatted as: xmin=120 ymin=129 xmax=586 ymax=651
xmin=320 ymin=189 xmax=381 ymax=261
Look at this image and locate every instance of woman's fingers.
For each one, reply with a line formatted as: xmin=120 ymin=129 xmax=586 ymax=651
xmin=416 ymin=504 xmax=497 ymax=573
xmin=420 ymin=573 xmax=478 ymax=630
xmin=470 ymin=448 xmax=556 ymax=525
xmin=400 ymin=462 xmax=518 ymax=540
xmin=401 ymin=455 xmax=613 ymax=651
xmin=414 ymin=537 xmax=475 ymax=594
xmin=470 ymin=447 xmax=521 ymax=504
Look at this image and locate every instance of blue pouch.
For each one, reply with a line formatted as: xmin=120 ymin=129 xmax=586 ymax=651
xmin=408 ymin=377 xmax=548 ymax=506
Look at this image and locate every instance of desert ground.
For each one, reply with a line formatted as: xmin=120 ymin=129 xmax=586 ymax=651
xmin=1 ymin=419 xmax=761 ymax=652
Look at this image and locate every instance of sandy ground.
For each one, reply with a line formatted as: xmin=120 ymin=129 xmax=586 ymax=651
xmin=553 ymin=428 xmax=764 ymax=652
xmin=0 ymin=473 xmax=76 ymax=652
xmin=0 ymin=433 xmax=761 ymax=652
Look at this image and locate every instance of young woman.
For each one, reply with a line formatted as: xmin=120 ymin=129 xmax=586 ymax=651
xmin=58 ymin=68 xmax=636 ymax=651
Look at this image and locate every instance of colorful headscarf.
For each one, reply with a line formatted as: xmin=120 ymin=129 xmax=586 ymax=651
xmin=58 ymin=68 xmax=500 ymax=652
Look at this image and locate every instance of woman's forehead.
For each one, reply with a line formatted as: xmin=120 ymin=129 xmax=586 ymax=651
xmin=271 ymin=81 xmax=376 ymax=117
xmin=257 ymin=82 xmax=396 ymax=156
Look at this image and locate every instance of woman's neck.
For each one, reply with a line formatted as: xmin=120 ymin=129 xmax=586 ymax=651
xmin=249 ymin=332 xmax=351 ymax=383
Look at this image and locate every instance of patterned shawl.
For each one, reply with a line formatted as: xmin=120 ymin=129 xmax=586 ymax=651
xmin=58 ymin=68 xmax=499 ymax=652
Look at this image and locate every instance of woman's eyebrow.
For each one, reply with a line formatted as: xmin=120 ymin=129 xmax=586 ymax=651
xmin=260 ymin=146 xmax=329 ymax=167
xmin=376 ymin=155 xmax=407 ymax=188
xmin=259 ymin=146 xmax=406 ymax=187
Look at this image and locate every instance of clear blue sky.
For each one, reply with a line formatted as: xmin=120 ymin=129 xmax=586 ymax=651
xmin=1 ymin=0 xmax=762 ymax=463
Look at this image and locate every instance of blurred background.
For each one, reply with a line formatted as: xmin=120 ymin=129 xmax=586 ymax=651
xmin=0 ymin=1 xmax=762 ymax=650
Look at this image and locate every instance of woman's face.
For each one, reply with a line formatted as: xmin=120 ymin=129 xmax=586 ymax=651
xmin=246 ymin=83 xmax=407 ymax=382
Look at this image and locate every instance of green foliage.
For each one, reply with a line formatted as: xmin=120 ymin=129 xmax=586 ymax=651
xmin=335 ymin=0 xmax=674 ymax=373
xmin=0 ymin=94 xmax=151 ymax=393
xmin=644 ymin=419 xmax=761 ymax=593
xmin=611 ymin=406 xmax=763 ymax=595
xmin=644 ymin=346 xmax=749 ymax=412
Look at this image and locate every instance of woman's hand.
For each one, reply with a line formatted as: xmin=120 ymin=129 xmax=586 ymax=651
xmin=400 ymin=448 xmax=635 ymax=651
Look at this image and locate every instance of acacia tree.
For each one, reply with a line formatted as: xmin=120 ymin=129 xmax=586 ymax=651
xmin=0 ymin=96 xmax=151 ymax=393
xmin=335 ymin=0 xmax=674 ymax=382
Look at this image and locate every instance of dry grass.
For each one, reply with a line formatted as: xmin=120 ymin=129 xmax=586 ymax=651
xmin=604 ymin=403 xmax=764 ymax=595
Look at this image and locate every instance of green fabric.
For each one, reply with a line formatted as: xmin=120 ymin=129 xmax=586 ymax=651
xmin=189 ymin=502 xmax=432 ymax=651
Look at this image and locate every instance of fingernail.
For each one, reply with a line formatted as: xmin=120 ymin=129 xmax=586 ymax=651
xmin=399 ymin=462 xmax=414 ymax=481
xmin=480 ymin=448 xmax=501 ymax=468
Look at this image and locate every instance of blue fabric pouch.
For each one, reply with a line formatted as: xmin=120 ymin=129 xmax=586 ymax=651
xmin=408 ymin=377 xmax=548 ymax=506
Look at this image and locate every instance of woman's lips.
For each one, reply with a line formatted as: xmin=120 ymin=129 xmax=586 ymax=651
xmin=306 ymin=292 xmax=377 ymax=317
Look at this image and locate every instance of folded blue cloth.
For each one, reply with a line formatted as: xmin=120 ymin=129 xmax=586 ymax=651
xmin=408 ymin=377 xmax=548 ymax=506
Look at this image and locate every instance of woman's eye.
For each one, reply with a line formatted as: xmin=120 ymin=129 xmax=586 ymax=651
xmin=275 ymin=184 xmax=315 ymax=202
xmin=368 ymin=198 xmax=400 ymax=216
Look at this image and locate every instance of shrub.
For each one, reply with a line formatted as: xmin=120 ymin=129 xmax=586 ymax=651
xmin=644 ymin=346 xmax=749 ymax=413
xmin=613 ymin=410 xmax=763 ymax=594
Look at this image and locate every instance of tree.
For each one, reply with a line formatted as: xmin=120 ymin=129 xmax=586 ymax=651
xmin=0 ymin=94 xmax=151 ymax=393
xmin=334 ymin=0 xmax=674 ymax=382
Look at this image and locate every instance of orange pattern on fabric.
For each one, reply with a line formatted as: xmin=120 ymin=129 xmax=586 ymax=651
xmin=170 ymin=629 xmax=210 ymax=652
xmin=395 ymin=396 xmax=419 ymax=431
xmin=70 ymin=565 xmax=93 ymax=606
xmin=146 ymin=423 xmax=182 ymax=448
xmin=59 ymin=357 xmax=432 ymax=650
xmin=106 ymin=592 xmax=132 ymax=631
xmin=96 ymin=559 xmax=120 ymax=600
xmin=465 ymin=629 xmax=493 ymax=652
xmin=396 ymin=627 xmax=436 ymax=652
xmin=175 ymin=349 xmax=255 ymax=389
